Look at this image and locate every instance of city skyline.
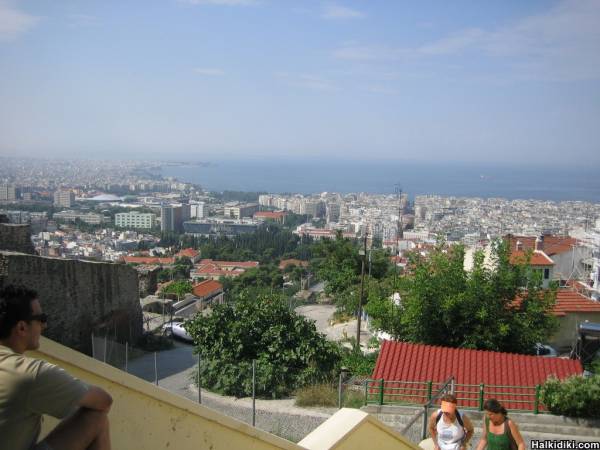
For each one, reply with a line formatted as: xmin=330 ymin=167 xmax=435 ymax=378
xmin=1 ymin=0 xmax=599 ymax=165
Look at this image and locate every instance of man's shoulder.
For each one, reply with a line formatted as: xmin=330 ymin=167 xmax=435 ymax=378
xmin=0 ymin=345 xmax=45 ymax=378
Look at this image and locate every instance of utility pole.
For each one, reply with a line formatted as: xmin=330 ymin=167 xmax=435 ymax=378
xmin=394 ymin=184 xmax=402 ymax=291
xmin=356 ymin=232 xmax=368 ymax=347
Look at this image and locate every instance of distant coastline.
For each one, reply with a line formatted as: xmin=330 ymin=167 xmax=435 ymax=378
xmin=159 ymin=159 xmax=600 ymax=203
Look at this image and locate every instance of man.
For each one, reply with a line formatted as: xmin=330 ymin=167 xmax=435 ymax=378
xmin=0 ymin=285 xmax=113 ymax=450
xmin=428 ymin=393 xmax=475 ymax=450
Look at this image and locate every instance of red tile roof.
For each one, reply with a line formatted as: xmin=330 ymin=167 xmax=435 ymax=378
xmin=176 ymin=248 xmax=199 ymax=259
xmin=192 ymin=280 xmax=223 ymax=298
xmin=553 ymin=289 xmax=600 ymax=317
xmin=510 ymin=250 xmax=554 ymax=266
xmin=278 ymin=259 xmax=309 ymax=270
xmin=193 ymin=268 xmax=245 ymax=278
xmin=123 ymin=256 xmax=176 ymax=265
xmin=506 ymin=235 xmax=578 ymax=256
xmin=254 ymin=211 xmax=287 ymax=219
xmin=373 ymin=340 xmax=582 ymax=410
xmin=198 ymin=259 xmax=259 ymax=268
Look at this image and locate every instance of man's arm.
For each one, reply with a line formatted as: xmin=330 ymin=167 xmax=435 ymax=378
xmin=78 ymin=386 xmax=113 ymax=413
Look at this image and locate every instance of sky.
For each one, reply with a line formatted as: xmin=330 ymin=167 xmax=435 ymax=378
xmin=1 ymin=0 xmax=599 ymax=166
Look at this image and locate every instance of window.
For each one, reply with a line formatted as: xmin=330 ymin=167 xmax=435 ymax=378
xmin=544 ymin=268 xmax=550 ymax=279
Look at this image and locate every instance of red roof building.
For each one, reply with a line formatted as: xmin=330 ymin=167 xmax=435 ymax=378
xmin=191 ymin=259 xmax=259 ymax=280
xmin=254 ymin=211 xmax=287 ymax=223
xmin=506 ymin=235 xmax=578 ymax=257
xmin=175 ymin=248 xmax=201 ymax=263
xmin=509 ymin=250 xmax=554 ymax=266
xmin=192 ymin=280 xmax=223 ymax=300
xmin=123 ymin=256 xmax=176 ymax=265
xmin=553 ymin=288 xmax=600 ymax=316
xmin=372 ymin=340 xmax=582 ymax=410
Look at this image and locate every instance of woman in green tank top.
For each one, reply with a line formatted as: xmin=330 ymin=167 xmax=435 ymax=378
xmin=475 ymin=399 xmax=525 ymax=450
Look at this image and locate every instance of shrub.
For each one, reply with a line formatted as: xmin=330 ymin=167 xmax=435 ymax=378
xmin=185 ymin=292 xmax=341 ymax=398
xmin=294 ymin=384 xmax=365 ymax=408
xmin=341 ymin=347 xmax=379 ymax=377
xmin=295 ymin=384 xmax=337 ymax=407
xmin=541 ymin=375 xmax=600 ymax=418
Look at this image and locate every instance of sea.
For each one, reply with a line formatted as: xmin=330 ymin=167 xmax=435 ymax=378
xmin=159 ymin=159 xmax=600 ymax=203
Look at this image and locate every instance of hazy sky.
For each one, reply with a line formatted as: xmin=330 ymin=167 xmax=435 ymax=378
xmin=1 ymin=0 xmax=599 ymax=165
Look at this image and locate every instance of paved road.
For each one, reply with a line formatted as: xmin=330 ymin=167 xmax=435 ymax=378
xmin=124 ymin=340 xmax=334 ymax=442
xmin=295 ymin=304 xmax=372 ymax=344
xmin=126 ymin=340 xmax=196 ymax=383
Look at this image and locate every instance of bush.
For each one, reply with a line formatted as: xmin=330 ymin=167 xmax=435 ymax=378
xmin=341 ymin=347 xmax=379 ymax=377
xmin=541 ymin=375 xmax=600 ymax=418
xmin=185 ymin=292 xmax=342 ymax=398
xmin=295 ymin=384 xmax=337 ymax=407
xmin=294 ymin=384 xmax=365 ymax=408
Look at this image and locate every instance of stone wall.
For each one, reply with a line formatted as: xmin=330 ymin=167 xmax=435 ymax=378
xmin=0 ymin=251 xmax=143 ymax=353
xmin=135 ymin=265 xmax=160 ymax=297
xmin=0 ymin=223 xmax=35 ymax=254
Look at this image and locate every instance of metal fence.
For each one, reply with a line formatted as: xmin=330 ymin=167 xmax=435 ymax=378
xmin=364 ymin=378 xmax=544 ymax=413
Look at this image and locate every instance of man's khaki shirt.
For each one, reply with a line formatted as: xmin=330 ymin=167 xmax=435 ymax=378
xmin=0 ymin=344 xmax=88 ymax=450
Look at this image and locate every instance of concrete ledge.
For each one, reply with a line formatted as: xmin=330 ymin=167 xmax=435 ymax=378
xmin=298 ymin=408 xmax=420 ymax=450
xmin=31 ymin=337 xmax=301 ymax=450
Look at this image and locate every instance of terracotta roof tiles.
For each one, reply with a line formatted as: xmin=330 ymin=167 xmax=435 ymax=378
xmin=507 ymin=235 xmax=578 ymax=256
xmin=373 ymin=340 xmax=582 ymax=410
xmin=553 ymin=289 xmax=600 ymax=316
xmin=510 ymin=250 xmax=554 ymax=266
xmin=192 ymin=280 xmax=223 ymax=298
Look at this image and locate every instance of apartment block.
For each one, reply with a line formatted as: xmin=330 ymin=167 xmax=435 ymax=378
xmin=115 ymin=211 xmax=157 ymax=229
xmin=54 ymin=189 xmax=75 ymax=207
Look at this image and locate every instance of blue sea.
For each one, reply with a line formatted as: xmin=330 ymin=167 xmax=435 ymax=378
xmin=159 ymin=159 xmax=600 ymax=203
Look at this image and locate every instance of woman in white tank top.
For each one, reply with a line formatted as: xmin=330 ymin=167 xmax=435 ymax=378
xmin=428 ymin=394 xmax=475 ymax=450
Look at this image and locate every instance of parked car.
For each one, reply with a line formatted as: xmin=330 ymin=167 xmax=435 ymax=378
xmin=534 ymin=343 xmax=558 ymax=357
xmin=163 ymin=321 xmax=194 ymax=343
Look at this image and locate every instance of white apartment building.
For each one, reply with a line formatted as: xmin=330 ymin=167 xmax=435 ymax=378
xmin=189 ymin=201 xmax=205 ymax=219
xmin=115 ymin=211 xmax=156 ymax=229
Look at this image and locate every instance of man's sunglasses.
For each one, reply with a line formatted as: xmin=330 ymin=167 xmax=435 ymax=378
xmin=28 ymin=313 xmax=48 ymax=324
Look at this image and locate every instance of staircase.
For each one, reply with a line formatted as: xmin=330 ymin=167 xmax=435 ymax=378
xmin=363 ymin=405 xmax=600 ymax=446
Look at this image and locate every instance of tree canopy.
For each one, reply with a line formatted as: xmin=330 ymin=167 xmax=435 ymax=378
xmin=366 ymin=240 xmax=559 ymax=354
xmin=184 ymin=292 xmax=341 ymax=398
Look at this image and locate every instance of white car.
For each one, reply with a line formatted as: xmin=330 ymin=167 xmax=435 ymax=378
xmin=163 ymin=321 xmax=194 ymax=343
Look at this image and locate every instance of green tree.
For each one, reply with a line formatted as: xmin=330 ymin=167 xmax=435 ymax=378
xmin=185 ymin=291 xmax=341 ymax=398
xmin=366 ymin=239 xmax=558 ymax=354
xmin=161 ymin=280 xmax=193 ymax=299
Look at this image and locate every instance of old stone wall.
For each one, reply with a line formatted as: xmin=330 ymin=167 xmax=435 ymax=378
xmin=0 ymin=251 xmax=143 ymax=353
xmin=135 ymin=265 xmax=160 ymax=297
xmin=0 ymin=223 xmax=35 ymax=254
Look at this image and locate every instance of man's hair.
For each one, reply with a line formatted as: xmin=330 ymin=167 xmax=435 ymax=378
xmin=0 ymin=285 xmax=38 ymax=339
xmin=440 ymin=393 xmax=458 ymax=404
